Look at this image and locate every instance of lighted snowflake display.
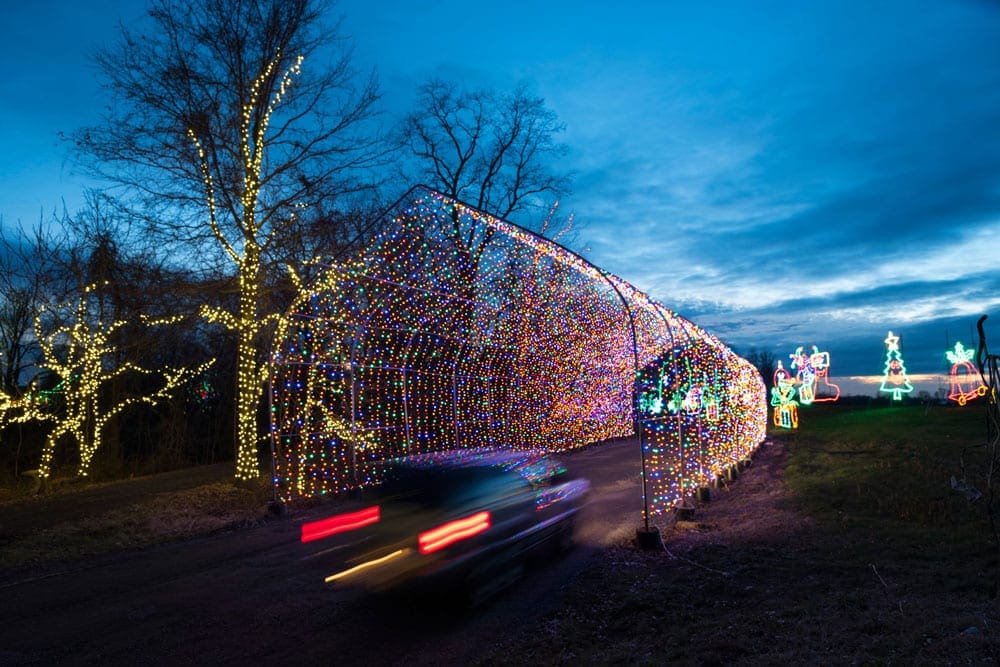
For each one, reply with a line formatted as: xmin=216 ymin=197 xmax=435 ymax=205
xmin=270 ymin=188 xmax=766 ymax=515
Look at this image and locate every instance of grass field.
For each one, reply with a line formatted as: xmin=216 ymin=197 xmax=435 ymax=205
xmin=786 ymin=404 xmax=995 ymax=573
xmin=483 ymin=402 xmax=1000 ymax=664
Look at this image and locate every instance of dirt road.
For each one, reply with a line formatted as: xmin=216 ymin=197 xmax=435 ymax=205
xmin=0 ymin=439 xmax=648 ymax=665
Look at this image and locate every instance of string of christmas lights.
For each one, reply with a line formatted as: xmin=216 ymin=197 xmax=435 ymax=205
xmin=3 ymin=283 xmax=214 ymax=477
xmin=189 ymin=50 xmax=304 ymax=482
xmin=270 ymin=188 xmax=766 ymax=514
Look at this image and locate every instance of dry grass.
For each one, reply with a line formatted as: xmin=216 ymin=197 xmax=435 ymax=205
xmin=484 ymin=536 xmax=999 ymax=665
xmin=4 ymin=405 xmax=998 ymax=663
xmin=0 ymin=480 xmax=273 ymax=568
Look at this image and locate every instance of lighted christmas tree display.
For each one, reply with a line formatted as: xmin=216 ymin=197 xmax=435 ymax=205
xmin=946 ymin=341 xmax=987 ymax=405
xmin=879 ymin=331 xmax=914 ymax=401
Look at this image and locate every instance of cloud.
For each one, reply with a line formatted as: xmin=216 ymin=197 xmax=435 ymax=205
xmin=543 ymin=2 xmax=1000 ymax=383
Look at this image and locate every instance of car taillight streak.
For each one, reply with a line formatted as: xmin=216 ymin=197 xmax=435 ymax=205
xmin=300 ymin=505 xmax=380 ymax=543
xmin=418 ymin=511 xmax=492 ymax=554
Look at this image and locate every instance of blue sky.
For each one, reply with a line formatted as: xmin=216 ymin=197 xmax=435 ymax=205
xmin=1 ymin=0 xmax=998 ymax=393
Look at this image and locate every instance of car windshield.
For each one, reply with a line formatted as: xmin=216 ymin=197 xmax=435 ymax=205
xmin=378 ymin=466 xmax=510 ymax=507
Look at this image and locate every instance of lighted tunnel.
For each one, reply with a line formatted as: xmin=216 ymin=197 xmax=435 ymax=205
xmin=269 ymin=187 xmax=767 ymax=515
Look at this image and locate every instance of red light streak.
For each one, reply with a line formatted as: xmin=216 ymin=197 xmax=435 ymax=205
xmin=300 ymin=505 xmax=380 ymax=543
xmin=418 ymin=511 xmax=491 ymax=554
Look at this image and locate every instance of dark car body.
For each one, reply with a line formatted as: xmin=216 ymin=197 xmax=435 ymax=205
xmin=299 ymin=449 xmax=590 ymax=602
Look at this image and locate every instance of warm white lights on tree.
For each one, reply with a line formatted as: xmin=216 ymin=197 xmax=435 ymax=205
xmin=190 ymin=54 xmax=304 ymax=481
xmin=5 ymin=283 xmax=213 ymax=478
xmin=75 ymin=0 xmax=383 ymax=483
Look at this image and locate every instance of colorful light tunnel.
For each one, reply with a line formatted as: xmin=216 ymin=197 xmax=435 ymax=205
xmin=270 ymin=187 xmax=767 ymax=518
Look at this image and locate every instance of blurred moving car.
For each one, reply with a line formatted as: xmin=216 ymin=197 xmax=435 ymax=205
xmin=299 ymin=449 xmax=590 ymax=604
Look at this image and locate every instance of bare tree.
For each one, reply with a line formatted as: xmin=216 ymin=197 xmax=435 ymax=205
xmin=399 ymin=79 xmax=572 ymax=262
xmin=745 ymin=348 xmax=777 ymax=386
xmin=1 ymin=197 xmax=228 ymax=478
xmin=0 ymin=219 xmax=71 ymax=396
xmin=72 ymin=0 xmax=386 ymax=480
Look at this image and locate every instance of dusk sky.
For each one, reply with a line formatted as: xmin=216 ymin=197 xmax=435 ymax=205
xmin=1 ymin=0 xmax=998 ymax=395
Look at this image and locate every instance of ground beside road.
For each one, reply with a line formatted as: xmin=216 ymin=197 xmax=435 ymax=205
xmin=0 ymin=462 xmax=236 ymax=536
xmin=0 ymin=462 xmax=270 ymax=569
xmin=5 ymin=411 xmax=997 ymax=664
xmin=482 ymin=427 xmax=1000 ymax=664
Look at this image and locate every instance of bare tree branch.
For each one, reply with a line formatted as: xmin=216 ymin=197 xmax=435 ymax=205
xmin=399 ymin=78 xmax=573 ymax=265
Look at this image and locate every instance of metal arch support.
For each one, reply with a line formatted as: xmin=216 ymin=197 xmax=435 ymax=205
xmin=596 ymin=270 xmax=650 ymax=531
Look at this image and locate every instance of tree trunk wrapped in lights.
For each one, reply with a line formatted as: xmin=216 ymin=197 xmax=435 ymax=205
xmin=270 ymin=188 xmax=767 ymax=518
xmin=73 ymin=0 xmax=383 ymax=481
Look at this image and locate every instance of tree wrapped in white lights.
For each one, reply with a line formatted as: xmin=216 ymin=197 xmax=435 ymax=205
xmin=189 ymin=52 xmax=304 ymax=482
xmin=8 ymin=284 xmax=213 ymax=478
xmin=76 ymin=1 xmax=383 ymax=481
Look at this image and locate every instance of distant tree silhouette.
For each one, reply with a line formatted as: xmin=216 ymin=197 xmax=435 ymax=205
xmin=0 ymin=220 xmax=66 ymax=396
xmin=2 ymin=284 xmax=212 ymax=479
xmin=744 ymin=348 xmax=777 ymax=387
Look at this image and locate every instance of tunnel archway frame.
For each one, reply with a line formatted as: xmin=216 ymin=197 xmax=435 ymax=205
xmin=269 ymin=187 xmax=767 ymax=519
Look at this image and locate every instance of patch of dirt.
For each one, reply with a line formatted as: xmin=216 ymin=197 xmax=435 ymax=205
xmin=663 ymin=438 xmax=813 ymax=550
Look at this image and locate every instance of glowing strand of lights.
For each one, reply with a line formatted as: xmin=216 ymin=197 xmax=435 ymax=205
xmin=269 ymin=188 xmax=767 ymax=517
xmin=8 ymin=284 xmax=214 ymax=478
xmin=189 ymin=51 xmax=305 ymax=482
xmin=638 ymin=339 xmax=766 ymax=510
